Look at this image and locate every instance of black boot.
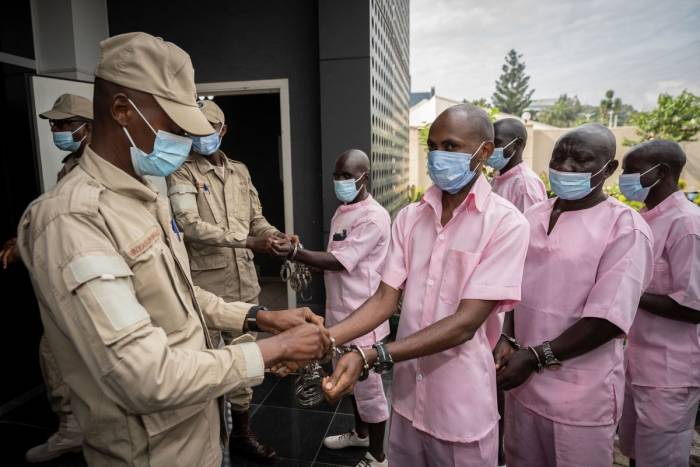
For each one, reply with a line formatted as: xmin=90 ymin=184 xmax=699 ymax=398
xmin=229 ymin=409 xmax=278 ymax=464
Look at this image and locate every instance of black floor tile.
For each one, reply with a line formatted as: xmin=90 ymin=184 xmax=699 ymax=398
xmin=229 ymin=455 xmax=312 ymax=467
xmin=314 ymin=463 xmax=355 ymax=467
xmin=263 ymin=376 xmax=339 ymax=412
xmin=336 ymin=396 xmax=354 ymax=415
xmin=251 ymin=373 xmax=281 ymax=404
xmin=247 ymin=405 xmax=334 ymax=462
xmin=314 ymin=414 xmax=367 ymax=466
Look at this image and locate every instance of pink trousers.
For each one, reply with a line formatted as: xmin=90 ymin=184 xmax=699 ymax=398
xmin=618 ymin=383 xmax=700 ymax=467
xmin=505 ymin=395 xmax=616 ymax=467
xmin=388 ymin=411 xmax=498 ymax=467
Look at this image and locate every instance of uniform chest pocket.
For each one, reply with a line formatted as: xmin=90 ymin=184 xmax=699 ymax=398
xmin=129 ymin=242 xmax=190 ymax=334
xmin=439 ymin=249 xmax=481 ymax=306
xmin=235 ymin=184 xmax=251 ymax=221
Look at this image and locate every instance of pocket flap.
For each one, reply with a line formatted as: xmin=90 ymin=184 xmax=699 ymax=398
xmin=190 ymin=254 xmax=227 ymax=271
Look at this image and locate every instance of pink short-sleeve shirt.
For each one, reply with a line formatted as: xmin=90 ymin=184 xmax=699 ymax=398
xmin=511 ymin=197 xmax=653 ymax=426
xmin=382 ymin=176 xmax=530 ymax=443
xmin=491 ymin=162 xmax=548 ymax=213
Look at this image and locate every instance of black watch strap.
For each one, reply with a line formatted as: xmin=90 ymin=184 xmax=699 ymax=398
xmin=372 ymin=342 xmax=394 ymax=374
xmin=245 ymin=305 xmax=268 ymax=332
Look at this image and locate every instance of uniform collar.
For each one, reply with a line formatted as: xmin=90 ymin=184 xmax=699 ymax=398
xmin=338 ymin=194 xmax=374 ymax=212
xmin=80 ymin=145 xmax=159 ymax=202
xmin=640 ymin=190 xmax=688 ymax=221
xmin=421 ymin=174 xmax=491 ymax=215
xmin=493 ymin=161 xmax=525 ymax=181
xmin=193 ymin=150 xmax=234 ymax=174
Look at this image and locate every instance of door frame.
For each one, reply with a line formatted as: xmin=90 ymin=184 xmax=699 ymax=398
xmin=196 ymin=79 xmax=296 ymax=307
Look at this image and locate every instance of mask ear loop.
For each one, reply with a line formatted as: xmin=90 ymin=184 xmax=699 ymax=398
xmin=589 ymin=159 xmax=612 ymax=191
xmin=71 ymin=122 xmax=87 ymax=145
xmin=640 ymin=163 xmax=662 ymax=190
xmin=126 ymin=98 xmax=157 ymax=136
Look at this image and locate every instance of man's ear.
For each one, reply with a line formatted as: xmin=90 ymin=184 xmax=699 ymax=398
xmin=219 ymin=123 xmax=228 ymax=138
xmin=605 ymin=159 xmax=619 ymax=178
xmin=112 ymin=93 xmax=132 ymax=127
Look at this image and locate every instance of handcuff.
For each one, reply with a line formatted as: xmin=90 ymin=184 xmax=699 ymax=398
xmin=280 ymin=242 xmax=312 ymax=301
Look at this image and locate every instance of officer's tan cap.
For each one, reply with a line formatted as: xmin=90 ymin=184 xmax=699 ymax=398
xmin=39 ymin=94 xmax=93 ymax=121
xmin=198 ymin=100 xmax=225 ymax=125
xmin=95 ymin=32 xmax=213 ymax=136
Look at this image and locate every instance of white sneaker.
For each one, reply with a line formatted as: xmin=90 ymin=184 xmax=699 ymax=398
xmin=323 ymin=430 xmax=370 ymax=449
xmin=356 ymin=452 xmax=388 ymax=467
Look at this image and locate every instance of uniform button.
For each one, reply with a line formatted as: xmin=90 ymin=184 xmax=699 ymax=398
xmin=416 ymin=373 xmax=423 ymax=381
xmin=427 ymin=279 xmax=434 ymax=286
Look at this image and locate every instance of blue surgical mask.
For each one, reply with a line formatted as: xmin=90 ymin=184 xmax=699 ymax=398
xmin=123 ymin=98 xmax=192 ymax=177
xmin=619 ymin=164 xmax=661 ymax=202
xmin=53 ymin=123 xmax=86 ymax=152
xmin=487 ymin=138 xmax=518 ymax=171
xmin=334 ymin=173 xmax=365 ymax=203
xmin=192 ymin=126 xmax=222 ymax=156
xmin=428 ymin=142 xmax=485 ymax=194
xmin=549 ymin=160 xmax=611 ymax=201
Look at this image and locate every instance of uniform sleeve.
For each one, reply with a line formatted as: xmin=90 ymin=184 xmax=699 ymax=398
xmin=193 ymin=285 xmax=255 ymax=332
xmin=667 ymin=234 xmax=700 ymax=310
xmin=514 ymin=175 xmax=548 ymax=213
xmin=248 ymin=179 xmax=280 ymax=238
xmin=329 ymin=220 xmax=385 ymax=273
xmin=21 ymin=212 xmax=264 ymax=415
xmin=461 ymin=212 xmax=530 ymax=308
xmin=166 ymin=169 xmax=247 ymax=248
xmin=581 ymin=226 xmax=653 ymax=333
xmin=381 ymin=206 xmax=409 ymax=289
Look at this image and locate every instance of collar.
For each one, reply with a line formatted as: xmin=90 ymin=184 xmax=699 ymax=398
xmin=421 ymin=174 xmax=491 ymax=216
xmin=61 ymin=150 xmax=82 ymax=164
xmin=493 ymin=161 xmax=526 ymax=181
xmin=338 ymin=194 xmax=374 ymax=213
xmin=640 ymin=190 xmax=688 ymax=222
xmin=194 ymin=150 xmax=234 ymax=174
xmin=79 ymin=145 xmax=159 ymax=202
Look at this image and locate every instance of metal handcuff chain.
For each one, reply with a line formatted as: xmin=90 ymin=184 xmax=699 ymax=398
xmin=280 ymin=242 xmax=313 ymax=301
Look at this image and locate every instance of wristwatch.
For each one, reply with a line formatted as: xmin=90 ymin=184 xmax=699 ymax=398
xmin=244 ymin=305 xmax=268 ymax=332
xmin=372 ymin=342 xmax=394 ymax=374
xmin=541 ymin=341 xmax=562 ymax=370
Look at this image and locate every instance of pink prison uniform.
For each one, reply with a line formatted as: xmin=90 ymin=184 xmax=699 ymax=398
xmin=619 ymin=191 xmax=700 ymax=467
xmin=485 ymin=162 xmax=548 ymax=348
xmin=507 ymin=197 xmax=653 ymax=467
xmin=325 ymin=195 xmax=391 ymax=423
xmin=382 ymin=176 xmax=530 ymax=467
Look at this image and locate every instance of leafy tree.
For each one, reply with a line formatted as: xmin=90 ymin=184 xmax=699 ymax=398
xmin=535 ymin=94 xmax=582 ymax=128
xmin=625 ymin=91 xmax=700 ymax=145
xmin=598 ymin=90 xmax=635 ymax=126
xmin=492 ymin=49 xmax=535 ymax=116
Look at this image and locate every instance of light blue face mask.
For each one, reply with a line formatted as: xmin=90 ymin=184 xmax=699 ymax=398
xmin=334 ymin=173 xmax=365 ymax=203
xmin=619 ymin=164 xmax=661 ymax=202
xmin=123 ymin=99 xmax=192 ymax=177
xmin=549 ymin=160 xmax=611 ymax=201
xmin=486 ymin=138 xmax=518 ymax=171
xmin=428 ymin=142 xmax=485 ymax=194
xmin=53 ymin=123 xmax=86 ymax=152
xmin=192 ymin=125 xmax=222 ymax=156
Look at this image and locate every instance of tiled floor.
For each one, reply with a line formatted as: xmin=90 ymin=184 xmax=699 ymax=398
xmin=1 ymin=371 xmax=392 ymax=467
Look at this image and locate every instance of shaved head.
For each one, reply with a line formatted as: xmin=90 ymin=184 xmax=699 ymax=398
xmin=494 ymin=118 xmax=527 ymax=146
xmin=555 ymin=123 xmax=617 ymax=163
xmin=624 ymin=140 xmax=686 ymax=178
xmin=336 ymin=148 xmax=370 ymax=174
xmin=435 ymin=104 xmax=494 ymax=142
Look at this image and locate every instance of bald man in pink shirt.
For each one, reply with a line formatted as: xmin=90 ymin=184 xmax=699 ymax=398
xmin=285 ymin=149 xmax=391 ymax=467
xmin=321 ymin=104 xmax=531 ymax=467
xmin=495 ymin=124 xmax=654 ymax=467
xmin=617 ymin=140 xmax=700 ymax=467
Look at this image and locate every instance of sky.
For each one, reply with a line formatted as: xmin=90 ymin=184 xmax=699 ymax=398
xmin=410 ymin=0 xmax=700 ymax=111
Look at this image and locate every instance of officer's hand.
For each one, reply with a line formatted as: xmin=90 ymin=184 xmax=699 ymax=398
xmin=270 ymin=237 xmax=292 ymax=257
xmin=493 ymin=336 xmax=516 ymax=371
xmin=246 ymin=235 xmax=277 ymax=255
xmin=0 ymin=238 xmax=19 ymax=269
xmin=322 ymin=351 xmax=363 ymax=403
xmin=257 ymin=307 xmax=324 ymax=334
xmin=287 ymin=234 xmax=300 ymax=246
xmin=269 ymin=360 xmax=301 ymax=378
xmin=496 ymin=348 xmax=538 ymax=391
xmin=259 ymin=323 xmax=330 ymax=367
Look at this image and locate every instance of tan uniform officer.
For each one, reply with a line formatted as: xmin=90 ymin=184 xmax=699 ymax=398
xmin=17 ymin=31 xmax=329 ymax=467
xmin=6 ymin=94 xmax=93 ymax=463
xmin=167 ymin=100 xmax=286 ymax=462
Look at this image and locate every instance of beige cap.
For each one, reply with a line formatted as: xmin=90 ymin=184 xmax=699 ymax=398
xmin=39 ymin=94 xmax=93 ymax=120
xmin=198 ymin=100 xmax=225 ymax=125
xmin=95 ymin=32 xmax=213 ymax=136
